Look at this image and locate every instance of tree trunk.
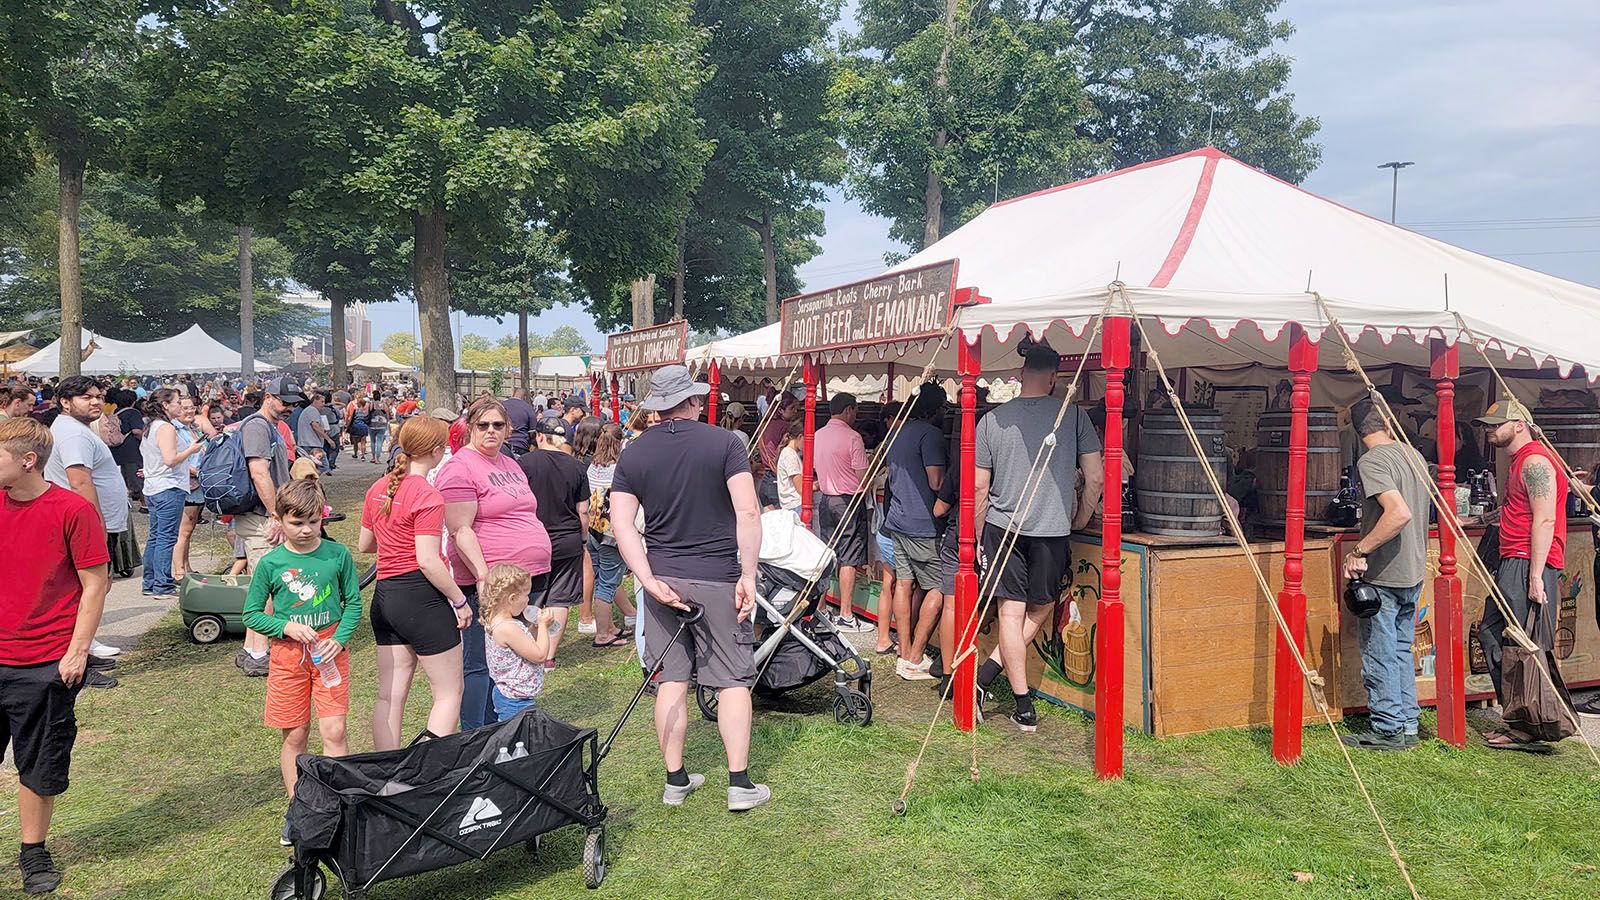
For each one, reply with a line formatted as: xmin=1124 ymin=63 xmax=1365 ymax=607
xmin=238 ymin=225 xmax=255 ymax=377
xmin=672 ymin=220 xmax=687 ymax=321
xmin=630 ymin=274 xmax=657 ymax=329
xmin=329 ymin=291 xmax=347 ymax=387
xmin=518 ymin=310 xmax=531 ymax=391
xmin=924 ymin=0 xmax=960 ymax=248
xmin=414 ymin=203 xmax=457 ymax=410
xmin=760 ymin=209 xmax=778 ymax=324
xmin=56 ymin=152 xmax=85 ymax=378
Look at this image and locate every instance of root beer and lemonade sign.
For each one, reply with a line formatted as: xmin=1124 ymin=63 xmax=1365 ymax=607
xmin=605 ymin=320 xmax=688 ymax=372
xmin=780 ymin=260 xmax=958 ymax=354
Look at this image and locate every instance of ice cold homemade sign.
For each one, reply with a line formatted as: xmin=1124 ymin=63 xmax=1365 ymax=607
xmin=606 ymin=320 xmax=688 ymax=372
xmin=780 ymin=260 xmax=957 ymax=355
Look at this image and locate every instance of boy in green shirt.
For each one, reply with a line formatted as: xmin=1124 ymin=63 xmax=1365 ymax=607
xmin=242 ymin=479 xmax=362 ymax=846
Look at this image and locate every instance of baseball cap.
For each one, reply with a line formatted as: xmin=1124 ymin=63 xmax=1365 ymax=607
xmin=263 ymin=377 xmax=307 ymax=404
xmin=1473 ymin=398 xmax=1534 ymax=427
xmin=429 ymin=407 xmax=459 ymax=422
xmin=563 ymin=396 xmax=587 ymax=411
xmin=536 ymin=417 xmax=569 ymax=440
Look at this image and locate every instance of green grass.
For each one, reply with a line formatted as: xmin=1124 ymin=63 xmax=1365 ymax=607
xmin=4 ymin=475 xmax=1600 ymax=899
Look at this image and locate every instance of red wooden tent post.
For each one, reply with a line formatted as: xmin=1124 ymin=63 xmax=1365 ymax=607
xmin=609 ymin=374 xmax=621 ymax=424
xmin=953 ymin=337 xmax=981 ymax=731
xmin=589 ymin=374 xmax=601 ymax=418
xmin=1432 ymin=339 xmax=1466 ymax=748
xmin=801 ymin=354 xmax=819 ymax=527
xmin=708 ymin=360 xmax=720 ymax=425
xmin=1272 ymin=325 xmax=1318 ymax=764
xmin=1094 ymin=316 xmax=1131 ymax=779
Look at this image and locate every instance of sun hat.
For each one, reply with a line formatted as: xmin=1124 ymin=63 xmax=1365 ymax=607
xmin=640 ymin=365 xmax=710 ymax=412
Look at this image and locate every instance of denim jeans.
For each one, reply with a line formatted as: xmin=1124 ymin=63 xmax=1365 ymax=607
xmin=325 ymin=439 xmax=341 ymax=470
xmin=459 ymin=587 xmax=495 ymax=731
xmin=1356 ymin=581 xmax=1422 ymax=735
xmin=369 ymin=426 xmax=387 ymax=461
xmin=492 ymin=686 xmax=537 ymax=722
xmin=141 ymin=488 xmax=187 ymax=594
xmin=587 ymin=535 xmax=627 ymax=603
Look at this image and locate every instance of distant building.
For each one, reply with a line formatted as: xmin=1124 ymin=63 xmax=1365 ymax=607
xmin=283 ymin=291 xmax=372 ymax=363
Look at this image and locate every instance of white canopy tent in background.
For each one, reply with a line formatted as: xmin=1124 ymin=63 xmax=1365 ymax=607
xmin=15 ymin=324 xmax=274 ymax=375
xmin=348 ymin=351 xmax=411 ymax=372
xmin=690 ymin=148 xmax=1600 ymax=383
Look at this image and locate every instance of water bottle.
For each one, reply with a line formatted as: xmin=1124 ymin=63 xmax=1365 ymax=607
xmin=310 ymin=651 xmax=342 ymax=689
xmin=509 ymin=741 xmax=528 ymax=760
xmin=494 ymin=746 xmax=512 ymax=764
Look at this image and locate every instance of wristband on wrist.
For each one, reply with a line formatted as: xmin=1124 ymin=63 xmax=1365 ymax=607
xmin=449 ymin=597 xmax=468 ymax=609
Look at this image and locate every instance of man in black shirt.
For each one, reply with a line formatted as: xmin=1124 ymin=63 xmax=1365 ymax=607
xmin=611 ymin=365 xmax=768 ymax=812
xmin=503 ymin=388 xmax=538 ymax=456
xmin=518 ymin=417 xmax=590 ymax=666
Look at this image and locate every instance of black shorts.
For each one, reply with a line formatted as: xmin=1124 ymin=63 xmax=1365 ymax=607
xmin=980 ymin=522 xmax=1071 ymax=605
xmin=938 ymin=530 xmax=961 ymax=596
xmin=816 ymin=493 xmax=869 ymax=567
xmin=371 ymin=570 xmax=462 ymax=657
xmin=538 ymin=554 xmax=583 ymax=608
xmin=0 ymin=661 xmax=81 ymax=797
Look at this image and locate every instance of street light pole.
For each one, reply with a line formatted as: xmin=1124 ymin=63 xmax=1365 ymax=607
xmin=1377 ymin=161 xmax=1415 ymax=223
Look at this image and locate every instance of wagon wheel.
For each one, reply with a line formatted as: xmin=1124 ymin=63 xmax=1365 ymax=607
xmin=189 ymin=614 xmax=225 ymax=644
xmin=269 ymin=862 xmax=326 ymax=900
xmin=583 ymin=825 xmax=607 ymax=889
xmin=695 ymin=683 xmax=720 ymax=722
xmin=833 ymin=688 xmax=872 ymax=727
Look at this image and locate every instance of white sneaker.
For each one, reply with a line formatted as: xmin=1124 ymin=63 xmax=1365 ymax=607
xmin=728 ymin=783 xmax=772 ymax=811
xmin=662 ymin=773 xmax=706 ymax=806
xmin=90 ymin=639 xmax=122 ymax=658
xmin=576 ymin=619 xmax=597 ymax=635
xmin=897 ymin=658 xmax=935 ymax=681
xmin=833 ymin=614 xmax=871 ymax=634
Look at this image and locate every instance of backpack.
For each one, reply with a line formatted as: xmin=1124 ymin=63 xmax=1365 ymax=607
xmin=98 ymin=411 xmax=125 ymax=448
xmin=348 ymin=408 xmax=370 ymax=438
xmin=198 ymin=414 xmax=278 ymax=515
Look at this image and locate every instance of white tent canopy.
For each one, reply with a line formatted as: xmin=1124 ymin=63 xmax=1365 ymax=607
xmin=15 ymin=324 xmax=274 ymax=375
xmin=695 ymin=148 xmax=1600 ymax=381
xmin=348 ymin=351 xmax=411 ymax=372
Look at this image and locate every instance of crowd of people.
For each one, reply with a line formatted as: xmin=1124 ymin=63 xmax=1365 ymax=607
xmin=1 ymin=348 xmax=1591 ymax=894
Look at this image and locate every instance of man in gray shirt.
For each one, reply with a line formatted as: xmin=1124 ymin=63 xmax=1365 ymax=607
xmin=1340 ymin=397 xmax=1431 ymax=751
xmin=972 ymin=344 xmax=1104 ymax=732
xmin=295 ymin=393 xmax=331 ymax=470
xmin=321 ymin=393 xmax=345 ymax=471
xmin=235 ymin=377 xmax=301 ymax=677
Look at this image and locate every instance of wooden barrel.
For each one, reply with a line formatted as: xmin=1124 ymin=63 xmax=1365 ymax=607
xmin=1256 ymin=408 xmax=1340 ymax=525
xmin=1534 ymin=408 xmax=1600 ymax=475
xmin=1136 ymin=407 xmax=1228 ymax=536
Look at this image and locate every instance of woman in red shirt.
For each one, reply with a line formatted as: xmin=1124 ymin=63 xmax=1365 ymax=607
xmin=357 ymin=417 xmax=471 ymax=750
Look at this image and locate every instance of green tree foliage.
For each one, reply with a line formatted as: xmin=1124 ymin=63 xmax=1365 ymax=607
xmin=688 ymin=0 xmax=842 ymax=322
xmin=293 ymin=1 xmax=710 ymax=406
xmin=0 ymin=166 xmax=313 ymax=348
xmin=381 ymin=331 xmax=418 ymax=367
xmin=541 ymin=325 xmax=592 ymax=356
xmin=835 ymin=0 xmax=1320 ymax=250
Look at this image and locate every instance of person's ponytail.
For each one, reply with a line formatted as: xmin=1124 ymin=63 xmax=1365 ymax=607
xmin=379 ymin=452 xmax=410 ymax=518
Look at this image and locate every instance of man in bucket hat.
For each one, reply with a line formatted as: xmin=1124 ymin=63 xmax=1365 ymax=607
xmin=608 ymin=365 xmax=771 ymax=810
xmin=1473 ymin=397 xmax=1569 ymax=751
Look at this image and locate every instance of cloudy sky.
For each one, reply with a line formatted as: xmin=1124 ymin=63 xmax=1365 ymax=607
xmin=364 ymin=0 xmax=1598 ymax=351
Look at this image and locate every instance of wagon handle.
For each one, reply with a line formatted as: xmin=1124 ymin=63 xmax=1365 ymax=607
xmin=597 ymin=605 xmax=702 ymax=762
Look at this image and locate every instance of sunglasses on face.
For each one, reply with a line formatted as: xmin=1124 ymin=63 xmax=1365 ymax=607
xmin=475 ymin=420 xmax=508 ymax=431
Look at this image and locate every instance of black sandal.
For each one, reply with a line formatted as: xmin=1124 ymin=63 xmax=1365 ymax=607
xmin=1483 ymin=729 xmax=1554 ymax=754
xmin=591 ymin=635 xmax=630 ymax=648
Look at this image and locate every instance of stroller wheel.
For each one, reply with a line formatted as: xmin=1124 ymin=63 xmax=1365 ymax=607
xmin=834 ymin=689 xmax=872 ymax=727
xmin=583 ymin=825 xmax=607 ymax=889
xmin=270 ymin=862 xmax=326 ymax=900
xmin=525 ymin=833 xmax=542 ymax=860
xmin=695 ymin=683 xmax=720 ymax=722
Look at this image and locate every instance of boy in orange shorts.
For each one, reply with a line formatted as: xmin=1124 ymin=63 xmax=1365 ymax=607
xmin=242 ymin=479 xmax=363 ymax=846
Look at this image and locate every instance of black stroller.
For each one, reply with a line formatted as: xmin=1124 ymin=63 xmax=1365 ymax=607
xmin=272 ymin=608 xmax=704 ymax=898
xmin=695 ymin=511 xmax=874 ymax=726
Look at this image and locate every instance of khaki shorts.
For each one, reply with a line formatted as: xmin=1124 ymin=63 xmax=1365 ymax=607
xmin=642 ymin=577 xmax=756 ymax=689
xmin=234 ymin=512 xmax=276 ymax=572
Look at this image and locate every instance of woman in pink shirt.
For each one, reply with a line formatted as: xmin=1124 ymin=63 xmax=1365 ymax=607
xmin=435 ymin=397 xmax=552 ymax=730
xmin=357 ymin=416 xmax=471 ymax=750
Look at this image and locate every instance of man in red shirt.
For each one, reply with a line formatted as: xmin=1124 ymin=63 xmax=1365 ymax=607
xmin=1474 ymin=398 xmax=1568 ymax=751
xmin=0 ymin=418 xmax=110 ymax=893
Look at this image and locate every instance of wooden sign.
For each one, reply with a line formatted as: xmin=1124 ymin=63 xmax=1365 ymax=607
xmin=780 ymin=259 xmax=958 ymax=355
xmin=605 ymin=320 xmax=687 ymax=373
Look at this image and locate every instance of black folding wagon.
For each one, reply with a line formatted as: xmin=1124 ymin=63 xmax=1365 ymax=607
xmin=272 ymin=608 xmax=705 ymax=898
